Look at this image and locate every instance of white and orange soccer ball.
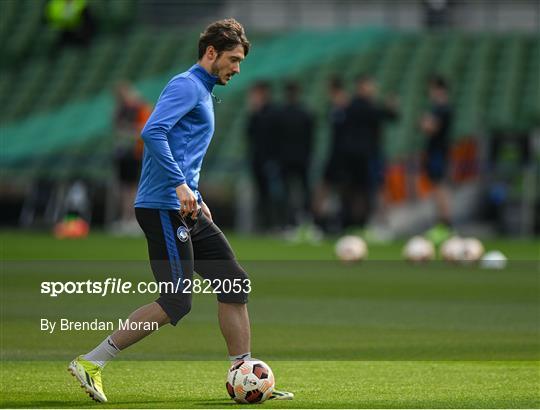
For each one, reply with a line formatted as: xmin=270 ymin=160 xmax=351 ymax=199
xmin=403 ymin=236 xmax=435 ymax=262
xmin=335 ymin=235 xmax=368 ymax=262
xmin=226 ymin=359 xmax=275 ymax=404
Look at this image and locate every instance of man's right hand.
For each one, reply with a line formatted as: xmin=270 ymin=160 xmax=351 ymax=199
xmin=176 ymin=184 xmax=198 ymax=218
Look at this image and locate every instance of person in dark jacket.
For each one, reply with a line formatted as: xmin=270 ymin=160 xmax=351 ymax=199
xmin=342 ymin=75 xmax=398 ymax=227
xmin=312 ymin=76 xmax=349 ymax=231
xmin=421 ymin=75 xmax=453 ymax=228
xmin=246 ymin=81 xmax=281 ymax=230
xmin=276 ymin=81 xmax=315 ymax=227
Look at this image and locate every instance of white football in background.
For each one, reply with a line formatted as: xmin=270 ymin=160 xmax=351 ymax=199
xmin=460 ymin=237 xmax=485 ymax=263
xmin=440 ymin=236 xmax=465 ymax=262
xmin=480 ymin=250 xmax=508 ymax=269
xmin=403 ymin=236 xmax=435 ymax=262
xmin=335 ymin=235 xmax=368 ymax=262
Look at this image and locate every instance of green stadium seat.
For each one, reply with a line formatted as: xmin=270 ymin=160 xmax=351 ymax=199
xmin=1 ymin=25 xmax=539 ymax=182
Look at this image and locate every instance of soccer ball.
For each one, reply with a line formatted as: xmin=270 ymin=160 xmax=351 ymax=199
xmin=440 ymin=236 xmax=464 ymax=262
xmin=460 ymin=237 xmax=484 ymax=263
xmin=335 ymin=235 xmax=368 ymax=262
xmin=480 ymin=250 xmax=508 ymax=269
xmin=403 ymin=236 xmax=435 ymax=262
xmin=226 ymin=359 xmax=275 ymax=404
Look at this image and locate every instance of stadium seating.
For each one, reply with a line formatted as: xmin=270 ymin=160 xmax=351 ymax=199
xmin=1 ymin=9 xmax=538 ymax=183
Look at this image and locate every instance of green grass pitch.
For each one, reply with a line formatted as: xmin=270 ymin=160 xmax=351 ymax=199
xmin=1 ymin=230 xmax=539 ymax=408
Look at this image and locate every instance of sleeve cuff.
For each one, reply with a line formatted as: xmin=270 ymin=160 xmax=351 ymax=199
xmin=173 ymin=177 xmax=186 ymax=188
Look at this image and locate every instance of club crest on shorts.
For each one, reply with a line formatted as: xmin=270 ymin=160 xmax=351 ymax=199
xmin=176 ymin=226 xmax=189 ymax=242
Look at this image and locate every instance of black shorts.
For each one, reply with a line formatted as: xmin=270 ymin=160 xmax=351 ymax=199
xmin=135 ymin=207 xmax=249 ymax=325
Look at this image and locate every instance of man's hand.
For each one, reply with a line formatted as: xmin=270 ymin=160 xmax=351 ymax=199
xmin=176 ymin=184 xmax=198 ymax=218
xmin=200 ymin=201 xmax=212 ymax=221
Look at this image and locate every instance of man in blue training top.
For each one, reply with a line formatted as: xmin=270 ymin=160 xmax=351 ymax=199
xmin=68 ymin=19 xmax=293 ymax=403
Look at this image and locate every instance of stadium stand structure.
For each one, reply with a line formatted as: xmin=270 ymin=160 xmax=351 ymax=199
xmin=1 ymin=8 xmax=539 ymax=187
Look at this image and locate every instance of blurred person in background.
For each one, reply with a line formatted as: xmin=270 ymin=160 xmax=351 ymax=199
xmin=276 ymin=81 xmax=315 ymax=230
xmin=111 ymin=82 xmax=151 ymax=235
xmin=46 ymin=0 xmax=96 ymax=49
xmin=246 ymin=81 xmax=281 ymax=231
xmin=312 ymin=76 xmax=349 ymax=233
xmin=421 ymin=75 xmax=453 ymax=240
xmin=342 ymin=75 xmax=398 ymax=230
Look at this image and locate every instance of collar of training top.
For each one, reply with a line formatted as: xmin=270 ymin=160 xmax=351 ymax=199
xmin=190 ymin=64 xmax=218 ymax=92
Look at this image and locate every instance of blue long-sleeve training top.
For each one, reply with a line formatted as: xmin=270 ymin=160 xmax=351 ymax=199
xmin=134 ymin=64 xmax=218 ymax=209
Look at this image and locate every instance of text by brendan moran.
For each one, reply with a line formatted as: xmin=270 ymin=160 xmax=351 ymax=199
xmin=40 ymin=318 xmax=159 ymax=334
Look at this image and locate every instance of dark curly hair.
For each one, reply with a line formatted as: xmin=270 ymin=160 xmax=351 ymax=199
xmin=198 ymin=18 xmax=250 ymax=59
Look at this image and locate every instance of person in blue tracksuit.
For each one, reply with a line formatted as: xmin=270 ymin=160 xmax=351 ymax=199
xmin=69 ymin=19 xmax=293 ymax=403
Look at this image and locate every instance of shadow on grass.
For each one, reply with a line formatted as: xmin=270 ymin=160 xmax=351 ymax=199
xmin=192 ymin=399 xmax=242 ymax=407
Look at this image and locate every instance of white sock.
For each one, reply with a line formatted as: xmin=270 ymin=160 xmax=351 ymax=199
xmin=83 ymin=336 xmax=120 ymax=367
xmin=229 ymin=352 xmax=251 ymax=363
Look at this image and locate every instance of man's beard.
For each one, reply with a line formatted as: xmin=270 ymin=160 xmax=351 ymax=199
xmin=211 ymin=60 xmax=226 ymax=85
